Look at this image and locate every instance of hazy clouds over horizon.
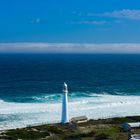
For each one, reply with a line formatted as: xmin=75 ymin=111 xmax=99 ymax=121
xmin=0 ymin=43 xmax=140 ymax=54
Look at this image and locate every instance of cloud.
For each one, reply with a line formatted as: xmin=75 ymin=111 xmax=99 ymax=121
xmin=0 ymin=43 xmax=140 ymax=53
xmin=30 ymin=18 xmax=41 ymax=24
xmin=71 ymin=20 xmax=108 ymax=25
xmin=88 ymin=9 xmax=140 ymax=20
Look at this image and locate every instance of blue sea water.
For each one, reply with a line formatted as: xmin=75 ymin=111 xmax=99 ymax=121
xmin=1 ymin=54 xmax=140 ymax=129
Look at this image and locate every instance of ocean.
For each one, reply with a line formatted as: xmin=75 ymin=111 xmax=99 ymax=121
xmin=0 ymin=54 xmax=140 ymax=130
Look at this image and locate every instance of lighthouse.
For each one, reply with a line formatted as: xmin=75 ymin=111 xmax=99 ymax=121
xmin=61 ymin=82 xmax=69 ymax=123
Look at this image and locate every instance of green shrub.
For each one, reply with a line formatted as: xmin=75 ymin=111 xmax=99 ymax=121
xmin=47 ymin=126 xmax=64 ymax=134
xmin=5 ymin=129 xmax=49 ymax=139
xmin=95 ymin=133 xmax=108 ymax=140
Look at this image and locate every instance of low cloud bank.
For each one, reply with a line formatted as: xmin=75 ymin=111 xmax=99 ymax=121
xmin=0 ymin=43 xmax=140 ymax=53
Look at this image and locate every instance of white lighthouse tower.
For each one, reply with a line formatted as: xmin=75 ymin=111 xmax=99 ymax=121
xmin=61 ymin=82 xmax=69 ymax=123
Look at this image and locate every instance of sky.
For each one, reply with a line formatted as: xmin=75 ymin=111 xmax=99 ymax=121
xmin=0 ymin=0 xmax=140 ymax=53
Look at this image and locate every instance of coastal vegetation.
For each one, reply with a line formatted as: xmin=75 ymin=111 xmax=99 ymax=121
xmin=2 ymin=116 xmax=140 ymax=140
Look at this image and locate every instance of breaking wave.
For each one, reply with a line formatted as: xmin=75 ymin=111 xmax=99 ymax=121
xmin=1 ymin=92 xmax=140 ymax=130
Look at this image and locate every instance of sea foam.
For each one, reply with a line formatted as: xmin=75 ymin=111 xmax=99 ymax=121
xmin=1 ymin=93 xmax=140 ymax=130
